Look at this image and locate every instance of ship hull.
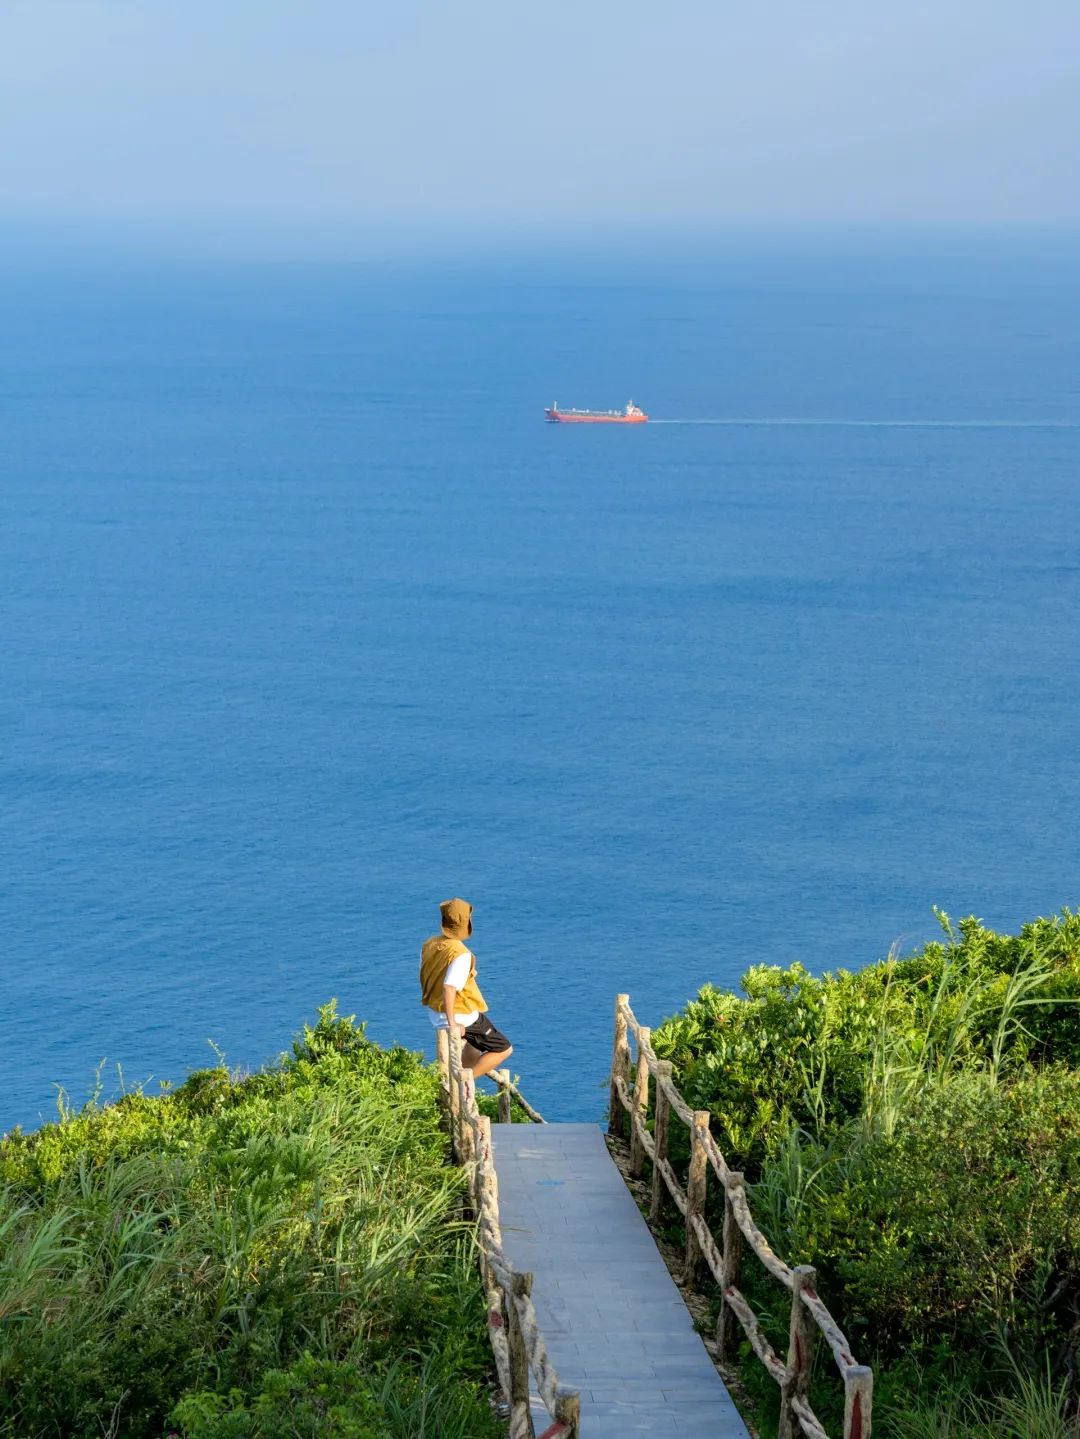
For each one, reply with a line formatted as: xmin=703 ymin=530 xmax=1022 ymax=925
xmin=545 ymin=411 xmax=647 ymax=424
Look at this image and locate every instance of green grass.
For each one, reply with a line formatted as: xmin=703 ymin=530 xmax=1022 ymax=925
xmin=649 ymin=911 xmax=1080 ymax=1434
xmin=0 ymin=1003 xmax=502 ymax=1439
xmin=884 ymin=1359 xmax=1080 ymax=1438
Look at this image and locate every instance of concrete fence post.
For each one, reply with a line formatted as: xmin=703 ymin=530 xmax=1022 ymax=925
xmin=608 ymin=993 xmax=630 ymax=1135
xmin=445 ymin=1028 xmax=462 ymax=1161
xmin=476 ymin=1115 xmax=497 ymax=1235
xmin=717 ymin=1171 xmax=745 ymax=1362
xmin=448 ymin=1029 xmax=474 ymax=1168
xmin=554 ymin=1387 xmax=581 ymax=1438
xmin=649 ymin=1060 xmax=673 ymax=1222
xmin=779 ymin=1265 xmax=817 ymax=1439
xmin=507 ymin=1270 xmax=535 ymax=1439
xmin=435 ymin=1028 xmax=450 ymax=1123
xmin=685 ymin=1110 xmax=710 ymax=1280
xmin=629 ymin=1025 xmax=651 ymax=1175
xmin=844 ymin=1365 xmax=874 ymax=1439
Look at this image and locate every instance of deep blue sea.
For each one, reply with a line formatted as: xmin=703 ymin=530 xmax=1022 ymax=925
xmin=3 ymin=240 xmax=1079 ymax=1130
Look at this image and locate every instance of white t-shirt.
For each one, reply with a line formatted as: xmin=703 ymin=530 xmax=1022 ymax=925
xmin=428 ymin=948 xmax=480 ymax=1029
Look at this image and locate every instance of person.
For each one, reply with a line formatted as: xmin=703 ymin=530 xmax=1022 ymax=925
xmin=420 ymin=897 xmax=512 ymax=1081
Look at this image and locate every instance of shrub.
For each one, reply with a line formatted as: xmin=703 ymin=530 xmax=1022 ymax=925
xmin=0 ymin=1003 xmax=500 ymax=1439
xmin=753 ymin=1068 xmax=1080 ymax=1359
xmin=647 ymin=912 xmax=1080 ymax=1429
xmin=652 ymin=911 xmax=1080 ymax=1175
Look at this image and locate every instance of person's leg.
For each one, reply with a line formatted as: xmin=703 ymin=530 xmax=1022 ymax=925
xmin=468 ymin=1044 xmax=512 ymax=1080
xmin=461 ymin=1016 xmax=513 ymax=1081
xmin=460 ymin=1041 xmax=485 ymax=1070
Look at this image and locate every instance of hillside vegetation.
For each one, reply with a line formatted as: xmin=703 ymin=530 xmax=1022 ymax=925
xmin=652 ymin=911 xmax=1080 ymax=1438
xmin=0 ymin=1004 xmax=500 ymax=1439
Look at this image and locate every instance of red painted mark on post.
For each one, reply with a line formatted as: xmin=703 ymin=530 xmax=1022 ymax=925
xmin=488 ymin=1309 xmax=504 ymax=1328
xmin=536 ymin=1424 xmax=567 ymax=1439
xmin=850 ymin=1392 xmax=863 ymax=1439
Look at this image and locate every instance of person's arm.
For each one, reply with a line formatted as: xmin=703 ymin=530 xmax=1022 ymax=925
xmin=443 ymin=983 xmax=465 ymax=1037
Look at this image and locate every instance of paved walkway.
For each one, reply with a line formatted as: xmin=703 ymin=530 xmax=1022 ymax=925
xmin=491 ymin=1123 xmax=751 ymax=1438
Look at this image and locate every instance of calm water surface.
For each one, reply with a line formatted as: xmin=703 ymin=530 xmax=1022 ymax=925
xmin=3 ymin=245 xmax=1079 ymax=1128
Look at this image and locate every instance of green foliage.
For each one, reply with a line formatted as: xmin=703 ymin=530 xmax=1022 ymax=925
xmin=170 ymin=1352 xmax=496 ymax=1439
xmin=475 ymin=1090 xmax=533 ymax=1124
xmin=0 ymin=1002 xmax=500 ymax=1439
xmin=172 ymin=1355 xmax=383 ymax=1439
xmin=753 ymin=1068 xmax=1080 ymax=1353
xmin=653 ymin=910 xmax=1080 ymax=1175
xmin=884 ymin=1358 xmax=1080 ymax=1438
xmin=650 ymin=912 xmax=1080 ymax=1427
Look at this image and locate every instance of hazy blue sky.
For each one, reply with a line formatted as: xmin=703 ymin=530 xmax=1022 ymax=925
xmin=2 ymin=0 xmax=1078 ymax=252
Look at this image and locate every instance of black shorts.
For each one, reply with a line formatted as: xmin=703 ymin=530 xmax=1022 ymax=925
xmin=463 ymin=1014 xmax=511 ymax=1055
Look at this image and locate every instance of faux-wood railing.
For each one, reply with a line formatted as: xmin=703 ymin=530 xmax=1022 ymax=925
xmin=609 ymin=994 xmax=874 ymax=1439
xmin=436 ymin=1029 xmax=580 ymax=1439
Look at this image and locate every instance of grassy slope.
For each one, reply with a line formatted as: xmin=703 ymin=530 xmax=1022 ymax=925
xmin=0 ymin=1004 xmax=501 ymax=1439
xmin=651 ymin=912 xmax=1080 ymax=1438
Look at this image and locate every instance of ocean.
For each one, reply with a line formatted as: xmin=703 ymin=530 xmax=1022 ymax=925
xmin=3 ymin=239 xmax=1079 ymax=1130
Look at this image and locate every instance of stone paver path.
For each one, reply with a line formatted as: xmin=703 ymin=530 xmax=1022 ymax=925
xmin=491 ymin=1122 xmax=751 ymax=1438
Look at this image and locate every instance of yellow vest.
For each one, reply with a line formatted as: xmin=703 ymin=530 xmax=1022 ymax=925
xmin=419 ymin=934 xmax=488 ymax=1017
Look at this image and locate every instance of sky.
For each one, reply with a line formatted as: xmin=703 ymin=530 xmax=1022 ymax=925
xmin=1 ymin=0 xmax=1079 ymax=254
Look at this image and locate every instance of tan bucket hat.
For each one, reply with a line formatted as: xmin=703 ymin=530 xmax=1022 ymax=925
xmin=440 ymin=897 xmax=473 ymax=939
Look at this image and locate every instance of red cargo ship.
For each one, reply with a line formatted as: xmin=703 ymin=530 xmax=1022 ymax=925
xmin=545 ymin=401 xmax=647 ymax=424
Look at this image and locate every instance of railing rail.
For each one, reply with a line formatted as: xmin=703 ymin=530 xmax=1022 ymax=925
xmin=436 ymin=1030 xmax=579 ymax=1439
xmin=609 ymin=994 xmax=873 ymax=1439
